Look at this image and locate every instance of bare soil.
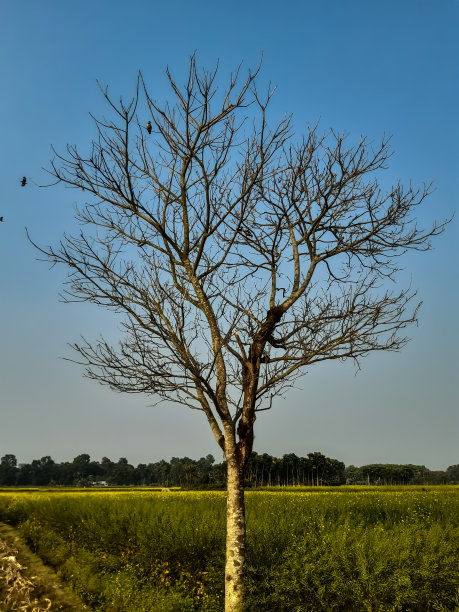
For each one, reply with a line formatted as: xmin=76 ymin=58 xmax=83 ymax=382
xmin=0 ymin=522 xmax=85 ymax=611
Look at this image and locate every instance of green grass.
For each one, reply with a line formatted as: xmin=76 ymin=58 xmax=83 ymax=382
xmin=0 ymin=486 xmax=457 ymax=610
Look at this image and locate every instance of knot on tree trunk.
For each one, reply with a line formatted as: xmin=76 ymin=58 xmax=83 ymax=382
xmin=249 ymin=306 xmax=285 ymax=363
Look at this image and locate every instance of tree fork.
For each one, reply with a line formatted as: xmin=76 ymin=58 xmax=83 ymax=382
xmin=237 ymin=305 xmax=285 ymax=445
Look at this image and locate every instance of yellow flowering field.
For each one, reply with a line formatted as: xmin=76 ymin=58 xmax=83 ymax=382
xmin=0 ymin=486 xmax=457 ymax=610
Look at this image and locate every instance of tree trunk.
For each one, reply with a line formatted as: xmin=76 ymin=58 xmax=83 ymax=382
xmin=225 ymin=454 xmax=245 ymax=612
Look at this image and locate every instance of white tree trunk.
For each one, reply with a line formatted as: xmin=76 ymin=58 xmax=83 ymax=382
xmin=225 ymin=455 xmax=245 ymax=612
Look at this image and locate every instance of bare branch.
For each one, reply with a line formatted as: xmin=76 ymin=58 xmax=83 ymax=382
xmin=33 ymin=55 xmax=449 ymax=468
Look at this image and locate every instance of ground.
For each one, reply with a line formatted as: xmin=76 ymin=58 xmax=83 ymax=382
xmin=0 ymin=522 xmax=85 ymax=611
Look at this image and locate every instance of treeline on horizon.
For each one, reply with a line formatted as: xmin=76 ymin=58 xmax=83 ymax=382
xmin=0 ymin=452 xmax=457 ymax=488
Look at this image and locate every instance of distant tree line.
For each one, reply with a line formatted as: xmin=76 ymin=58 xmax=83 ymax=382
xmin=344 ymin=463 xmax=459 ymax=486
xmin=0 ymin=453 xmax=457 ymax=488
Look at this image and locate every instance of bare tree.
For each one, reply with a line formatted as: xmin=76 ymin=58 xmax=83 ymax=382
xmin=32 ymin=55 xmax=447 ymax=611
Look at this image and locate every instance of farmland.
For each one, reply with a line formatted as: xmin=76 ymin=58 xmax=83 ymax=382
xmin=0 ymin=487 xmax=458 ymax=611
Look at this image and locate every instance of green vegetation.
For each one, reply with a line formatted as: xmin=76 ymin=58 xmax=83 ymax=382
xmin=2 ymin=452 xmax=457 ymax=487
xmin=0 ymin=487 xmax=458 ymax=611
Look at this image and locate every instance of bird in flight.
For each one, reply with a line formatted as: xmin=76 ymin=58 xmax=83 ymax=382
xmin=146 ymin=121 xmax=152 ymax=134
xmin=21 ymin=177 xmax=27 ymax=187
xmin=0 ymin=216 xmax=4 ymax=222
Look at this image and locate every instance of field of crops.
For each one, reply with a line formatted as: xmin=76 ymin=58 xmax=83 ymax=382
xmin=0 ymin=486 xmax=458 ymax=611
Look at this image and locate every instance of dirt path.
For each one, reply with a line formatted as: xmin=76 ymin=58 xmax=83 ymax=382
xmin=0 ymin=522 xmax=85 ymax=611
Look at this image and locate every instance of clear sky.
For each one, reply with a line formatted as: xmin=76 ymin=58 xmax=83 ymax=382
xmin=1 ymin=0 xmax=457 ymax=470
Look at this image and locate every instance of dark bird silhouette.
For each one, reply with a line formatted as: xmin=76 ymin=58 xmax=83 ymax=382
xmin=21 ymin=177 xmax=27 ymax=187
xmin=0 ymin=216 xmax=4 ymax=222
xmin=146 ymin=121 xmax=152 ymax=135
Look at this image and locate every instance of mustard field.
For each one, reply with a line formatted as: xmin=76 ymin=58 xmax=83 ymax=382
xmin=0 ymin=486 xmax=458 ymax=611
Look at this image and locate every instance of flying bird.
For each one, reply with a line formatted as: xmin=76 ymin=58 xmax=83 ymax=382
xmin=146 ymin=121 xmax=152 ymax=135
xmin=21 ymin=177 xmax=27 ymax=187
xmin=0 ymin=216 xmax=4 ymax=222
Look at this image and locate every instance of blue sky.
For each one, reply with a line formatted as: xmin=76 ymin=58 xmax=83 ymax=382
xmin=1 ymin=0 xmax=457 ymax=469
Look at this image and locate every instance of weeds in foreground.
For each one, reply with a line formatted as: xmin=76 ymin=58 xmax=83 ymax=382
xmin=0 ymin=538 xmax=52 ymax=611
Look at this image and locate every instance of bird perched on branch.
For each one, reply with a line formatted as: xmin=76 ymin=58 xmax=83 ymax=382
xmin=21 ymin=177 xmax=27 ymax=187
xmin=146 ymin=121 xmax=152 ymax=135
